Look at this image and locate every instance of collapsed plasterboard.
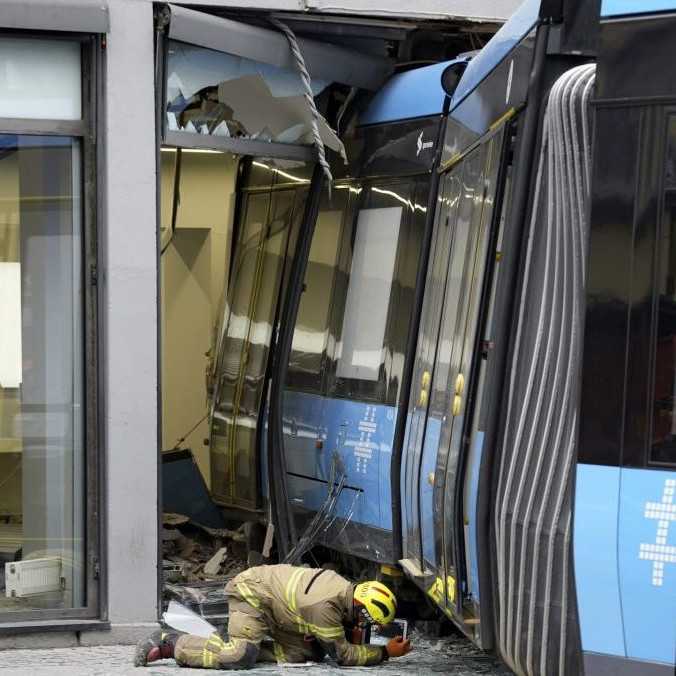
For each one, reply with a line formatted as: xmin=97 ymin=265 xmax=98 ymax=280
xmin=167 ymin=42 xmax=329 ymax=103
xmin=167 ymin=42 xmax=346 ymax=160
xmin=216 ymin=74 xmax=346 ymax=161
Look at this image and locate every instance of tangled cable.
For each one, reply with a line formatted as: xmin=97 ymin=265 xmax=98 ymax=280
xmin=269 ymin=16 xmax=333 ymax=188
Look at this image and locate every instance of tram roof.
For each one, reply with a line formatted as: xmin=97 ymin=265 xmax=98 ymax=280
xmin=450 ymin=0 xmax=539 ymax=110
xmin=359 ymin=59 xmax=467 ymax=125
xmin=601 ymin=0 xmax=676 ymax=16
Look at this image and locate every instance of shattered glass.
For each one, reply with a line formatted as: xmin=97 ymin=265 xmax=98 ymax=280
xmin=166 ymin=40 xmax=345 ymax=157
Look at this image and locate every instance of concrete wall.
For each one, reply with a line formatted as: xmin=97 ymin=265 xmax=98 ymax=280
xmin=103 ymin=0 xmax=158 ymax=629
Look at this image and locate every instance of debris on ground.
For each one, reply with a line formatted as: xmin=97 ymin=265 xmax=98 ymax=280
xmin=155 ymin=512 xmax=510 ymax=673
xmin=0 ymin=637 xmax=513 ymax=675
xmin=409 ymin=630 xmax=513 ymax=674
xmin=203 ymin=547 xmax=228 ymax=578
xmin=164 ymin=581 xmax=230 ymax=628
xmin=163 ymin=513 xmax=190 ymax=527
xmin=161 ymin=512 xmax=247 ymax=583
xmin=161 ymin=512 xmax=247 ymax=627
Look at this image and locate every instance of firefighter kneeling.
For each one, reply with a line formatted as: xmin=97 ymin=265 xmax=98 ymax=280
xmin=135 ymin=564 xmax=412 ymax=669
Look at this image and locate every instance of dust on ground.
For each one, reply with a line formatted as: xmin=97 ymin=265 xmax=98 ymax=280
xmin=0 ymin=631 xmax=512 ymax=676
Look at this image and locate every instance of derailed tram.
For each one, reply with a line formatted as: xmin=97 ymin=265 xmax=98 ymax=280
xmin=194 ymin=0 xmax=676 ymax=673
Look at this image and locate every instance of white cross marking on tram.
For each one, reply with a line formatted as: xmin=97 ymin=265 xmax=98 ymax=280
xmin=354 ymin=406 xmax=376 ymax=475
xmin=639 ymin=478 xmax=676 ymax=587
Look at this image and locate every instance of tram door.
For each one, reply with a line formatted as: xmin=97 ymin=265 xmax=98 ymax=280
xmin=403 ymin=128 xmax=503 ymax=615
xmin=402 ymin=169 xmax=463 ymax=571
xmin=210 ymin=162 xmax=309 ymax=509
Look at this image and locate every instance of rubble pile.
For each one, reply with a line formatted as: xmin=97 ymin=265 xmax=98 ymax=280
xmin=411 ymin=630 xmax=513 ymax=674
xmin=161 ymin=512 xmax=248 ymax=628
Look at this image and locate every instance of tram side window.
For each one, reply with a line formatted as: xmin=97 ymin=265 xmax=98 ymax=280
xmin=287 ymin=189 xmax=349 ymax=392
xmin=336 ymin=206 xmax=402 ymax=382
xmin=332 ymin=181 xmax=420 ymax=403
xmin=651 ymin=115 xmax=676 ymax=465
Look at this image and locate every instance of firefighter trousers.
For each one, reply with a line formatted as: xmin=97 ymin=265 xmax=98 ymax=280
xmin=173 ymin=599 xmax=326 ymax=669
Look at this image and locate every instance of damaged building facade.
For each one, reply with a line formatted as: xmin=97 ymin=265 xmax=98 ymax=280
xmin=0 ymin=0 xmax=518 ymax=645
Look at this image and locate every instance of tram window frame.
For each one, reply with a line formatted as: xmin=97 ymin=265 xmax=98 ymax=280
xmin=285 ymin=186 xmax=351 ymax=395
xmin=385 ymin=179 xmax=429 ymax=405
xmin=648 ymin=108 xmax=676 ymax=467
xmin=328 ymin=178 xmax=422 ymax=405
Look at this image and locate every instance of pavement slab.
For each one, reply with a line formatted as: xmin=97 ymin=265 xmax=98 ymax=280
xmin=0 ymin=633 xmax=512 ymax=676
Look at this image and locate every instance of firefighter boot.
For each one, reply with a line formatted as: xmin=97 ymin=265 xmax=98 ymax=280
xmin=134 ymin=628 xmax=182 ymax=666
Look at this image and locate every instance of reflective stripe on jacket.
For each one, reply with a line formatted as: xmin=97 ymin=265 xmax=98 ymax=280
xmin=227 ymin=564 xmax=384 ymax=667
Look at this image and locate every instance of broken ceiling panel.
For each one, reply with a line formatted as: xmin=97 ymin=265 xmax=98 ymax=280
xmin=166 ymin=4 xmax=392 ymax=91
xmin=166 ymin=40 xmax=345 ymax=159
xmin=167 ymin=41 xmax=328 ymax=102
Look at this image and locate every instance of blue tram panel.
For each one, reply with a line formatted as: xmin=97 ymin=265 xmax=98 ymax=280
xmin=419 ymin=417 xmax=441 ymax=566
xmin=618 ymin=469 xmax=676 ymax=664
xmin=283 ymin=391 xmax=396 ymax=535
xmin=602 ymin=0 xmax=676 ymax=17
xmin=575 ymin=465 xmax=676 ymax=666
xmin=573 ymin=465 xmax=625 ymax=657
xmin=359 ymin=61 xmax=453 ymax=126
xmin=450 ymin=0 xmax=539 ymax=109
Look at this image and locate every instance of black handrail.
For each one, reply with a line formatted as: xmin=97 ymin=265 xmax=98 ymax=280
xmin=267 ymin=164 xmax=325 ymax=558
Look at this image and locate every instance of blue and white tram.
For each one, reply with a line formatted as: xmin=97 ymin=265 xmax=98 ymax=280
xmin=209 ymin=1 xmax=676 ymax=673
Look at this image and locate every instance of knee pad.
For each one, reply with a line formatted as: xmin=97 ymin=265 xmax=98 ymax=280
xmin=240 ymin=641 xmax=259 ymax=668
xmin=215 ymin=640 xmax=259 ymax=670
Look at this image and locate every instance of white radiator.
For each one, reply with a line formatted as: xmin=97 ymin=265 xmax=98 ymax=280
xmin=5 ymin=557 xmax=63 ymax=598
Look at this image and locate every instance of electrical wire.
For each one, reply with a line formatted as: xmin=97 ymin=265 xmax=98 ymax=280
xmin=161 ymin=147 xmax=182 ymax=255
xmin=284 ymin=452 xmax=347 ymax=564
xmin=170 ymin=412 xmax=209 ymax=451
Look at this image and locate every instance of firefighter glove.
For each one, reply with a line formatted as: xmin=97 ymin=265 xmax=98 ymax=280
xmin=385 ymin=636 xmax=412 ymax=658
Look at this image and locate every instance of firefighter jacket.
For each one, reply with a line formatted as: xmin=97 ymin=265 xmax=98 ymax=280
xmin=226 ymin=564 xmax=386 ymax=667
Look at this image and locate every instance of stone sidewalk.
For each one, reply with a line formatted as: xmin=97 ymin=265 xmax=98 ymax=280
xmin=0 ymin=635 xmax=513 ymax=676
